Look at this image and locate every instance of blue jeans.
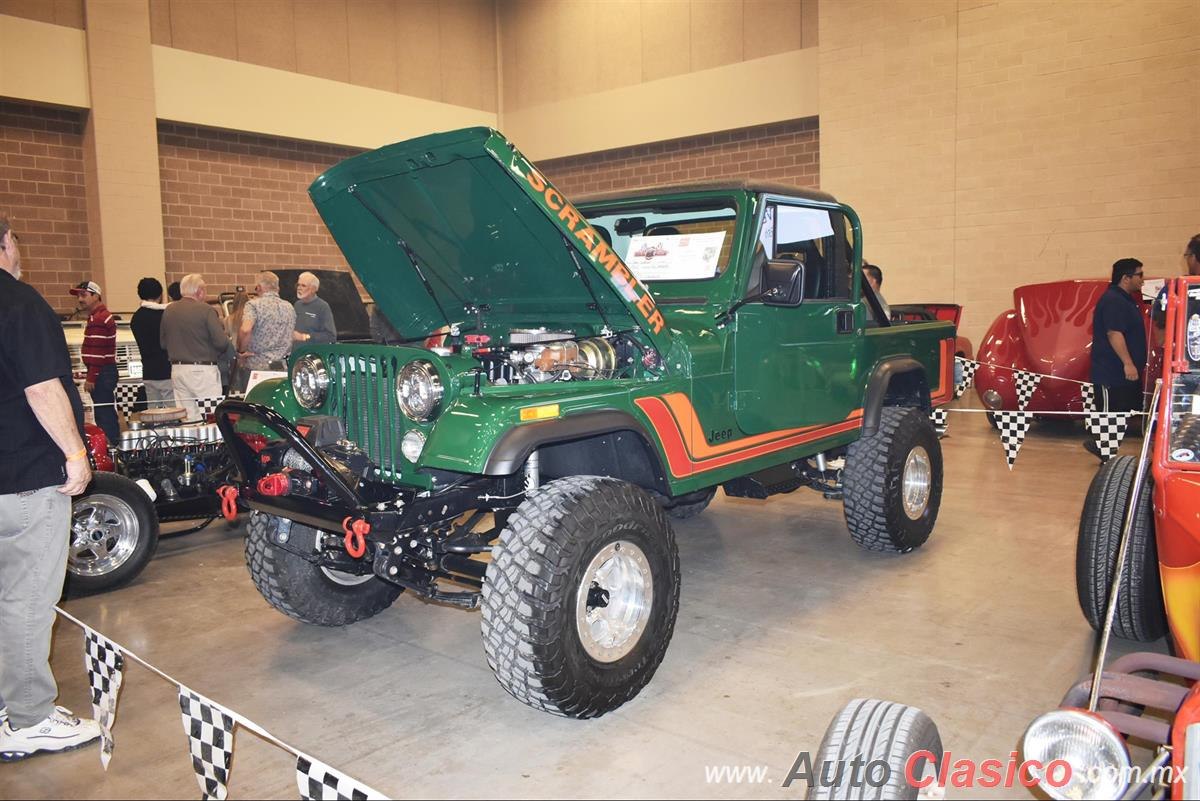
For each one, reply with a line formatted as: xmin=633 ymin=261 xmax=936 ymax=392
xmin=91 ymin=364 xmax=119 ymax=444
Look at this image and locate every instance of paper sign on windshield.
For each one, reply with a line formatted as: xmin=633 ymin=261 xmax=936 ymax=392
xmin=626 ymin=231 xmax=727 ymax=282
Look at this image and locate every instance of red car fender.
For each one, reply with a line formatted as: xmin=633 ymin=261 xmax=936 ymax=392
xmin=84 ymin=423 xmax=114 ymax=472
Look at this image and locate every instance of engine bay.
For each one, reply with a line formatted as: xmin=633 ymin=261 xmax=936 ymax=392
xmin=467 ymin=328 xmax=657 ymax=385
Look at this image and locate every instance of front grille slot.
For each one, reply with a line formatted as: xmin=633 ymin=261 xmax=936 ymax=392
xmin=334 ymin=353 xmax=399 ymax=476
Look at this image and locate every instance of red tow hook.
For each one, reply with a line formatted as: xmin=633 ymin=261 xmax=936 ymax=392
xmin=342 ymin=517 xmax=371 ymax=559
xmin=216 ymin=485 xmax=239 ymax=521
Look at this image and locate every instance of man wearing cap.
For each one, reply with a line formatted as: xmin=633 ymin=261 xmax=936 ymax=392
xmin=70 ymin=280 xmax=119 ymax=444
xmin=0 ymin=216 xmax=102 ymax=760
xmin=160 ymin=273 xmax=232 ymax=421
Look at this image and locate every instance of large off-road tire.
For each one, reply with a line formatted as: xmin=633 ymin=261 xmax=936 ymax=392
xmin=66 ymin=472 xmax=159 ymax=595
xmin=664 ymin=486 xmax=717 ymax=520
xmin=843 ymin=406 xmax=943 ymax=553
xmin=481 ymin=476 xmax=680 ymax=718
xmin=244 ymin=511 xmax=402 ymax=627
xmin=806 ymin=698 xmax=942 ymax=800
xmin=1077 ymin=455 xmax=1166 ymax=641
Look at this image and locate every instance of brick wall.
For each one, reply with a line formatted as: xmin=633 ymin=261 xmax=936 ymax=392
xmin=539 ymin=118 xmax=820 ymax=198
xmin=158 ymin=122 xmax=364 ymax=295
xmin=0 ymin=100 xmax=91 ymax=315
xmin=820 ymin=0 xmax=1200 ymax=348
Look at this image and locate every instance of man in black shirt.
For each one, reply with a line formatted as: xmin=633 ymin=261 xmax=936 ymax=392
xmin=1087 ymin=258 xmax=1147 ymax=459
xmin=0 ymin=216 xmax=100 ymax=759
xmin=130 ymin=277 xmax=173 ymax=407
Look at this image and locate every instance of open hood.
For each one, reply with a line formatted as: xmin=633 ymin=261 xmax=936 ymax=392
xmin=309 ymin=127 xmax=672 ymax=353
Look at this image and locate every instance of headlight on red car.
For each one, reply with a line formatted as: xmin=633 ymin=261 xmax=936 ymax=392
xmin=1022 ymin=710 xmax=1130 ymax=800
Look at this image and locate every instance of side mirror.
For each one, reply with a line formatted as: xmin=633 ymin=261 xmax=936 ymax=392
xmin=762 ymin=259 xmax=805 ymax=307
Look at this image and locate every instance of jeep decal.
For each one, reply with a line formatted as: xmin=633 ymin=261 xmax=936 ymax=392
xmin=515 ymin=161 xmax=666 ymax=335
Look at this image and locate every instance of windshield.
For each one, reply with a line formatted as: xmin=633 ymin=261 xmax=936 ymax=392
xmin=583 ymin=199 xmax=739 ymax=291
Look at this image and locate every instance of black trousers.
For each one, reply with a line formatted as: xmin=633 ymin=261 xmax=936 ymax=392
xmin=1093 ymin=380 xmax=1144 ymax=414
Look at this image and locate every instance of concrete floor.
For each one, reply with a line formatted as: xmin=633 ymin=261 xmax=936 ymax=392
xmin=3 ymin=410 xmax=1164 ymax=799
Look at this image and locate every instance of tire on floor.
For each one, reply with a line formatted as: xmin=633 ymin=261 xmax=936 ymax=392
xmin=244 ymin=511 xmax=402 ymax=627
xmin=66 ymin=472 xmax=160 ymax=595
xmin=806 ymin=698 xmax=943 ymax=800
xmin=1076 ymin=455 xmax=1166 ymax=641
xmin=481 ymin=475 xmax=680 ymax=718
xmin=843 ymin=406 xmax=943 ymax=553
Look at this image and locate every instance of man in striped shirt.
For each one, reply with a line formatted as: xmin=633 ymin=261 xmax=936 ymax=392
xmin=69 ymin=281 xmax=119 ymax=443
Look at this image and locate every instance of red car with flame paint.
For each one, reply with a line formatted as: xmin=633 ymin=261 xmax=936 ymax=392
xmin=1013 ymin=276 xmax=1200 ymax=800
xmin=973 ymin=280 xmax=1158 ymax=414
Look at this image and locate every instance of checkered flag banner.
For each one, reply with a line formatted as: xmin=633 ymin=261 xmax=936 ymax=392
xmin=297 ymin=754 xmax=389 ymax=801
xmin=113 ymin=382 xmax=144 ymax=421
xmin=179 ymin=687 xmax=237 ymax=800
xmin=83 ymin=627 xmax=124 ymax=770
xmin=993 ymin=410 xmax=1032 ymax=470
xmin=1080 ymin=383 xmax=1096 ymax=412
xmin=954 ymin=358 xmax=979 ymax=400
xmin=1013 ymin=370 xmax=1042 ymax=411
xmin=195 ymin=396 xmax=226 ymax=419
xmin=1085 ymin=412 xmax=1130 ymax=461
xmin=929 ymin=408 xmax=949 ymax=437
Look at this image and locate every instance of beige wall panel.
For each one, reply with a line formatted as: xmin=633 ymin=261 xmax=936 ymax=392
xmin=295 ymin=0 xmax=351 ymax=83
xmin=396 ymin=0 xmax=442 ymax=101
xmin=951 ymin=0 xmax=1199 ymax=342
xmin=820 ymin=0 xmax=1200 ymax=348
xmin=82 ymin=0 xmax=167 ymax=313
xmin=235 ymin=0 xmax=297 ymax=71
xmin=597 ymin=0 xmax=643 ymax=90
xmin=800 ymin=0 xmax=816 ymax=49
xmin=690 ymin=0 xmax=742 ymax=71
xmin=504 ymin=48 xmax=818 ymax=160
xmin=820 ymin=0 xmax=959 ymax=325
xmin=743 ymin=0 xmax=804 ymax=59
xmin=149 ymin=0 xmax=172 ymax=45
xmin=0 ymin=0 xmax=56 ymax=25
xmin=153 ymin=45 xmax=497 ymax=151
xmin=347 ymin=0 xmax=398 ymax=92
xmin=641 ymin=0 xmax=691 ymax=81
xmin=54 ymin=0 xmax=83 ymax=27
xmin=499 ymin=0 xmax=561 ymax=111
xmin=0 ymin=14 xmax=90 ymax=108
xmin=439 ymin=0 xmax=496 ymax=111
xmin=171 ymin=0 xmax=238 ymax=60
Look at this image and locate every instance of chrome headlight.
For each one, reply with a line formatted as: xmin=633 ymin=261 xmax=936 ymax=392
xmin=397 ymin=360 xmax=443 ymax=421
xmin=1022 ymin=710 xmax=1130 ymax=800
xmin=291 ymin=355 xmax=329 ymax=410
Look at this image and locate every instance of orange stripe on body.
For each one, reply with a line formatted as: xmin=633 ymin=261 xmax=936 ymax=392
xmin=634 ymin=394 xmax=863 ymax=479
xmin=930 ymin=338 xmax=954 ymax=406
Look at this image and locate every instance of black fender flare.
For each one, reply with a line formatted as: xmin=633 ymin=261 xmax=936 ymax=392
xmin=482 ymin=410 xmax=667 ymax=478
xmin=862 ymin=357 xmax=929 ymax=437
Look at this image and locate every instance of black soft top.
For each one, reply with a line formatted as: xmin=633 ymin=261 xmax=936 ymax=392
xmin=576 ymin=180 xmax=838 ymax=207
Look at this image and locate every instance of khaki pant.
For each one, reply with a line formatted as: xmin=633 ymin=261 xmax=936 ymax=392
xmin=0 ymin=486 xmax=70 ymax=728
xmin=171 ymin=364 xmax=222 ymax=422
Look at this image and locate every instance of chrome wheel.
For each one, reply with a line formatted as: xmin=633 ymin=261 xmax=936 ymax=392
xmin=70 ymin=494 xmax=139 ymax=577
xmin=575 ymin=540 xmax=654 ymax=663
xmin=902 ymin=446 xmax=932 ymax=520
xmin=321 ymin=567 xmax=374 ymax=587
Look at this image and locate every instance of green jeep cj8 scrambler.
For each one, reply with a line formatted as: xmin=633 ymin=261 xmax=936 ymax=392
xmin=215 ymin=127 xmax=954 ymax=718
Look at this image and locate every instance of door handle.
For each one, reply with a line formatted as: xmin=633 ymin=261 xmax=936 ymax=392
xmin=836 ymin=308 xmax=855 ymax=334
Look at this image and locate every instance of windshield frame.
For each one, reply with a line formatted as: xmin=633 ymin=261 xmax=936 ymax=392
xmin=578 ymin=190 xmax=753 ymax=304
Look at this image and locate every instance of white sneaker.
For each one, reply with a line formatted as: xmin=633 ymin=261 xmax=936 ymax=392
xmin=0 ymin=706 xmax=100 ymax=761
xmin=0 ymin=706 xmax=6 ymax=727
